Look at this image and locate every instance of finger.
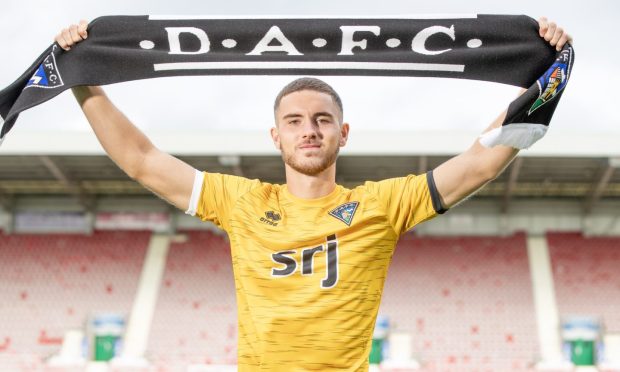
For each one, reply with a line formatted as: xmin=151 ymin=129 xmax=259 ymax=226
xmin=544 ymin=22 xmax=557 ymax=42
xmin=59 ymin=28 xmax=73 ymax=50
xmin=62 ymin=28 xmax=74 ymax=48
xmin=550 ymin=27 xmax=563 ymax=47
xmin=556 ymin=33 xmax=571 ymax=51
xmin=78 ymin=19 xmax=88 ymax=39
xmin=69 ymin=24 xmax=83 ymax=43
xmin=538 ymin=16 xmax=548 ymax=37
xmin=55 ymin=33 xmax=69 ymax=50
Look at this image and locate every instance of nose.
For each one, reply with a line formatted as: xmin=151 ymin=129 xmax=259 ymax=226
xmin=300 ymin=118 xmax=320 ymax=139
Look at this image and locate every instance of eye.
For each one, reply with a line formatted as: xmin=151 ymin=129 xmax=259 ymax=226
xmin=317 ymin=117 xmax=332 ymax=124
xmin=288 ymin=119 xmax=301 ymax=125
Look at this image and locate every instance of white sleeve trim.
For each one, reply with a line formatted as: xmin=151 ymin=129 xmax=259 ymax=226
xmin=185 ymin=169 xmax=205 ymax=216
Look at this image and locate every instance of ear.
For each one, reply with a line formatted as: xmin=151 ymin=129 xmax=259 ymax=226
xmin=270 ymin=126 xmax=281 ymax=150
xmin=339 ymin=123 xmax=350 ymax=147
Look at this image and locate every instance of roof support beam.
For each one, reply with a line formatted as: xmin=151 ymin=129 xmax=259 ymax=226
xmin=418 ymin=155 xmax=428 ymax=175
xmin=218 ymin=155 xmax=244 ymax=177
xmin=583 ymin=161 xmax=616 ymax=214
xmin=0 ymin=189 xmax=15 ymax=234
xmin=38 ymin=156 xmax=94 ymax=210
xmin=232 ymin=164 xmax=244 ymax=177
xmin=0 ymin=190 xmax=14 ymax=212
xmin=501 ymin=157 xmax=524 ymax=213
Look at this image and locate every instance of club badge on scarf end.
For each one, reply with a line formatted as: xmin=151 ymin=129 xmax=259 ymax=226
xmin=479 ymin=43 xmax=574 ymax=150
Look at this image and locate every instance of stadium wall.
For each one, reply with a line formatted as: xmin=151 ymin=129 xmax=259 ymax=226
xmin=1 ymin=198 xmax=619 ymax=236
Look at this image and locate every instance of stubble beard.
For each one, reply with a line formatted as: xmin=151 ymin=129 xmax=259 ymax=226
xmin=282 ymin=146 xmax=340 ymax=176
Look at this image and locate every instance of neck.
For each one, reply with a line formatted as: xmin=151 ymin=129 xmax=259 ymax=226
xmin=285 ymin=164 xmax=337 ymax=199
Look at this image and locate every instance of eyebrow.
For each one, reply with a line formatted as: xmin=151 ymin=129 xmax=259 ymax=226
xmin=313 ymin=112 xmax=335 ymax=119
xmin=281 ymin=112 xmax=335 ymax=120
xmin=282 ymin=113 xmax=303 ymax=120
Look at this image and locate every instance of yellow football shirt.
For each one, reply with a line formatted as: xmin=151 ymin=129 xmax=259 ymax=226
xmin=190 ymin=171 xmax=446 ymax=371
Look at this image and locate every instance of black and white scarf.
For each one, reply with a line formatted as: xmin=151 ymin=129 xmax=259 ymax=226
xmin=0 ymin=14 xmax=574 ymax=148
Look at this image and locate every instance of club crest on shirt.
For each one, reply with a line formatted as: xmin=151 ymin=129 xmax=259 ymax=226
xmin=25 ymin=45 xmax=64 ymax=90
xmin=528 ymin=47 xmax=571 ymax=115
xmin=328 ymin=201 xmax=359 ymax=226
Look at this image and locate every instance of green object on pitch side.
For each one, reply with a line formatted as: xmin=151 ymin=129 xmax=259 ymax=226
xmin=571 ymin=339 xmax=595 ymax=366
xmin=94 ymin=335 xmax=118 ymax=361
xmin=369 ymin=339 xmax=383 ymax=364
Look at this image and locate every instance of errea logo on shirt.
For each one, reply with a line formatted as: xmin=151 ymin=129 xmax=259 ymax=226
xmin=260 ymin=210 xmax=281 ymax=226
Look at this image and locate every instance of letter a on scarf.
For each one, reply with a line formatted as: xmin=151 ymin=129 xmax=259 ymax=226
xmin=0 ymin=14 xmax=574 ymax=148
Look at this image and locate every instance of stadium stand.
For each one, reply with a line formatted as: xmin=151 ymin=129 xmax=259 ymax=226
xmin=3 ymin=229 xmax=619 ymax=371
xmin=548 ymin=232 xmax=620 ymax=333
xmin=0 ymin=231 xmax=150 ymax=370
xmin=147 ymin=231 xmax=237 ymax=369
xmin=380 ymin=232 xmax=539 ymax=371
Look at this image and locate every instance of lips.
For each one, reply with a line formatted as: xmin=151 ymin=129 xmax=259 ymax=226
xmin=298 ymin=143 xmax=321 ymax=149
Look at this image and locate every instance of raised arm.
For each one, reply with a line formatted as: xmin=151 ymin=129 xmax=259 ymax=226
xmin=432 ymin=17 xmax=572 ymax=208
xmin=57 ymin=21 xmax=195 ymax=211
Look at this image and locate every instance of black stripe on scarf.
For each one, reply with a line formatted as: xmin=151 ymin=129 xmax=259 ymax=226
xmin=0 ymin=14 xmax=574 ymax=148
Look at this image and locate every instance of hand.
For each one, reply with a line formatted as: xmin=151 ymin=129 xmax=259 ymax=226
xmin=538 ymin=17 xmax=573 ymax=51
xmin=55 ymin=20 xmax=88 ymax=51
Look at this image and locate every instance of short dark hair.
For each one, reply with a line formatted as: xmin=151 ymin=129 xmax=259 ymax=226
xmin=273 ymin=77 xmax=343 ymax=119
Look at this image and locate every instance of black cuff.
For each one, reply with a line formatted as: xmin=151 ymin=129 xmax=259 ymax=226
xmin=426 ymin=170 xmax=448 ymax=215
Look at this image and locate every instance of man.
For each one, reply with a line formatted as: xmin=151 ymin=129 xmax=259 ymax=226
xmin=56 ymin=17 xmax=571 ymax=371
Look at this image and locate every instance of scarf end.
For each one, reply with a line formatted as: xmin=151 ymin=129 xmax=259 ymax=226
xmin=479 ymin=123 xmax=548 ymax=149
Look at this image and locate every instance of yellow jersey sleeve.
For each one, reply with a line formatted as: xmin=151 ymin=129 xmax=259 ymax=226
xmin=195 ymin=172 xmax=261 ymax=231
xmin=364 ymin=171 xmax=447 ymax=235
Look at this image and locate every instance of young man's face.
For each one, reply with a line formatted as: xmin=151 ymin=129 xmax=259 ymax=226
xmin=271 ymin=90 xmax=349 ymax=176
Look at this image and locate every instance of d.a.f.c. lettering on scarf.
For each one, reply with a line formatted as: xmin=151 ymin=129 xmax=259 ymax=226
xmin=0 ymin=14 xmax=574 ymax=148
